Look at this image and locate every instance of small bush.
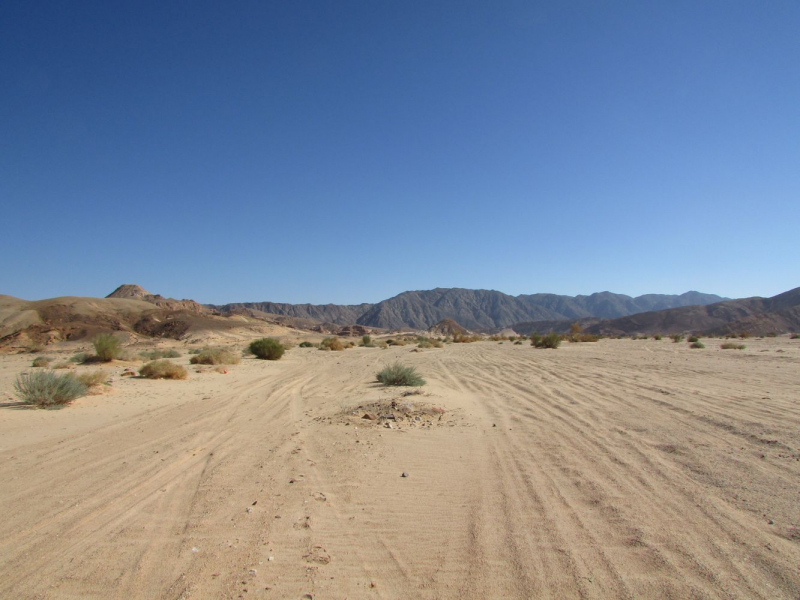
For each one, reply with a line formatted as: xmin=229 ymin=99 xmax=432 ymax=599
xmin=529 ymin=333 xmax=541 ymax=346
xmin=188 ymin=348 xmax=202 ymax=355
xmin=93 ymin=334 xmax=122 ymax=362
xmin=416 ymin=337 xmax=443 ymax=349
xmin=74 ymin=370 xmax=109 ymax=387
xmin=765 ymin=332 xmax=777 ymax=338
xmin=250 ymin=338 xmax=285 ymax=360
xmin=14 ymin=370 xmax=87 ymax=408
xmin=319 ymin=337 xmax=344 ymax=351
xmin=298 ymin=341 xmax=315 ymax=348
xmin=376 ymin=362 xmax=426 ymax=387
xmin=70 ymin=352 xmax=87 ymax=363
xmin=670 ymin=334 xmax=684 ymax=343
xmin=720 ymin=342 xmax=746 ymax=350
xmin=534 ymin=332 xmax=561 ymax=349
xmin=688 ymin=336 xmax=699 ymax=343
xmin=32 ymin=356 xmax=53 ymax=368
xmin=690 ymin=342 xmax=705 ymax=349
xmin=139 ymin=360 xmax=188 ymax=379
xmin=514 ymin=340 xmax=522 ymax=345
xmin=190 ymin=348 xmax=241 ymax=365
xmin=52 ymin=361 xmax=72 ymax=369
xmin=653 ymin=334 xmax=662 ymax=340
xmin=791 ymin=333 xmax=799 ymax=339
xmin=360 ymin=334 xmax=374 ymax=347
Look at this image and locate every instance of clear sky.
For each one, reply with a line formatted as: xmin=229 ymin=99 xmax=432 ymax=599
xmin=2 ymin=1 xmax=798 ymax=304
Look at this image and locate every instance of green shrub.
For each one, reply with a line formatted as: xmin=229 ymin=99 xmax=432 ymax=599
xmin=720 ymin=342 xmax=746 ymax=350
xmin=319 ymin=337 xmax=344 ymax=351
xmin=688 ymin=336 xmax=699 ymax=343
xmin=653 ymin=334 xmax=662 ymax=340
xmin=376 ymin=362 xmax=426 ymax=387
xmin=298 ymin=341 xmax=315 ymax=348
xmin=250 ymin=338 xmax=285 ymax=360
xmin=791 ymin=333 xmax=799 ymax=339
xmin=534 ymin=332 xmax=561 ymax=349
xmin=14 ymin=370 xmax=87 ymax=408
xmin=190 ymin=348 xmax=240 ymax=365
xmin=670 ymin=334 xmax=684 ymax=343
xmin=529 ymin=333 xmax=541 ymax=347
xmin=690 ymin=342 xmax=705 ymax=349
xmin=360 ymin=334 xmax=374 ymax=347
xmin=416 ymin=337 xmax=443 ymax=349
xmin=32 ymin=356 xmax=53 ymax=368
xmin=93 ymin=334 xmax=121 ymax=362
xmin=139 ymin=360 xmax=188 ymax=379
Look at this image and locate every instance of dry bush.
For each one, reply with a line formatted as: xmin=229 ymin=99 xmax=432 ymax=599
xmin=453 ymin=334 xmax=481 ymax=343
xmin=32 ymin=356 xmax=53 ymax=367
xmin=720 ymin=342 xmax=746 ymax=350
xmin=690 ymin=341 xmax=705 ymax=349
xmin=791 ymin=333 xmax=799 ymax=339
xmin=533 ymin=332 xmax=561 ymax=349
xmin=139 ymin=360 xmax=188 ymax=379
xmin=319 ymin=337 xmax=344 ymax=351
xmin=670 ymin=334 xmax=684 ymax=343
xmin=688 ymin=336 xmax=700 ymax=343
xmin=52 ymin=361 xmax=72 ymax=369
xmin=140 ymin=349 xmax=181 ymax=360
xmin=190 ymin=348 xmax=240 ymax=365
xmin=74 ymin=370 xmax=109 ymax=387
xmin=14 ymin=371 xmax=87 ymax=408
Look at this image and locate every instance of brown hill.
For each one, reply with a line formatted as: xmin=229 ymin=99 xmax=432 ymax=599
xmin=578 ymin=287 xmax=800 ymax=336
xmin=107 ymin=284 xmax=211 ymax=314
xmin=428 ymin=318 xmax=468 ymax=336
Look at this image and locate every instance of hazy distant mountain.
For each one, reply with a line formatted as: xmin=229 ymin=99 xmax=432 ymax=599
xmin=215 ymin=288 xmax=728 ymax=330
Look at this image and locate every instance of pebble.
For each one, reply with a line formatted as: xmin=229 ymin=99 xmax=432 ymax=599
xmin=401 ymin=472 xmax=409 ymax=478
xmin=249 ymin=569 xmax=257 ymax=575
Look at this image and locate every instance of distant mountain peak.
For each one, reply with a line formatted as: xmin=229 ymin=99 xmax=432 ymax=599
xmin=107 ymin=284 xmax=153 ymax=299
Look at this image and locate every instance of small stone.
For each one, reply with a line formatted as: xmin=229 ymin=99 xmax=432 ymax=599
xmin=401 ymin=472 xmax=409 ymax=478
xmin=268 ymin=556 xmax=274 ymax=561
xmin=362 ymin=413 xmax=377 ymax=420
xmin=191 ymin=547 xmax=199 ymax=553
xmin=249 ymin=569 xmax=257 ymax=575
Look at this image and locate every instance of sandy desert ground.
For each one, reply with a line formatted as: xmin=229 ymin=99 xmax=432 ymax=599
xmin=1 ymin=337 xmax=799 ymax=599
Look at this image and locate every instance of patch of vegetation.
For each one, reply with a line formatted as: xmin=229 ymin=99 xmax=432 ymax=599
xmin=514 ymin=340 xmax=523 ymax=345
xmin=376 ymin=362 xmax=426 ymax=387
xmin=720 ymin=342 xmax=746 ymax=350
xmin=688 ymin=336 xmax=699 ymax=343
xmin=190 ymin=348 xmax=241 ymax=365
xmin=416 ymin=337 xmax=443 ymax=349
xmin=70 ymin=352 xmax=87 ymax=363
xmin=74 ymin=370 xmax=109 ymax=387
xmin=739 ymin=331 xmax=751 ymax=339
xmin=139 ymin=360 xmax=188 ymax=379
xmin=298 ymin=341 xmax=316 ymax=348
xmin=452 ymin=333 xmax=481 ymax=343
xmin=52 ymin=361 xmax=72 ymax=369
xmin=791 ymin=333 xmax=800 ymax=339
xmin=670 ymin=334 xmax=684 ymax=343
xmin=188 ymin=348 xmax=203 ymax=355
xmin=319 ymin=337 xmax=344 ymax=351
xmin=14 ymin=370 xmax=87 ymax=408
xmin=250 ymin=338 xmax=286 ymax=360
xmin=139 ymin=349 xmax=181 ymax=360
xmin=360 ymin=335 xmax=375 ymax=347
xmin=765 ymin=332 xmax=777 ymax=338
xmin=690 ymin=341 xmax=705 ymax=349
xmin=31 ymin=356 xmax=53 ymax=368
xmin=533 ymin=332 xmax=561 ymax=349
xmin=653 ymin=334 xmax=662 ymax=340
xmin=93 ymin=334 xmax=122 ymax=362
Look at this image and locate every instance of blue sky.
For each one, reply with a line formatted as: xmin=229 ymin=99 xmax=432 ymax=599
xmin=2 ymin=1 xmax=798 ymax=304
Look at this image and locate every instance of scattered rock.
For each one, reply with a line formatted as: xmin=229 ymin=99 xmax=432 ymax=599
xmin=249 ymin=569 xmax=257 ymax=575
xmin=401 ymin=472 xmax=409 ymax=478
xmin=362 ymin=413 xmax=377 ymax=420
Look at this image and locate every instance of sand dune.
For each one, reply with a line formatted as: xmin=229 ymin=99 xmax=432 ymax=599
xmin=1 ymin=337 xmax=798 ymax=598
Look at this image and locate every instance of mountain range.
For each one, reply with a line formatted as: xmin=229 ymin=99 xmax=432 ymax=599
xmin=214 ymin=288 xmax=727 ymax=330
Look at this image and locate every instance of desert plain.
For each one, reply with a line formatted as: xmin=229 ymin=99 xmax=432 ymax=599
xmin=1 ymin=335 xmax=799 ymax=599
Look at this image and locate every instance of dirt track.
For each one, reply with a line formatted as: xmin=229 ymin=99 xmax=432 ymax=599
xmin=1 ymin=338 xmax=799 ymax=598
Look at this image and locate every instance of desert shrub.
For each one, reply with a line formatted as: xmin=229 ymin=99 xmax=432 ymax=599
xmin=791 ymin=333 xmax=800 ymax=339
xmin=298 ymin=341 xmax=315 ymax=348
xmin=688 ymin=336 xmax=699 ymax=343
xmin=70 ymin=352 xmax=87 ymax=363
xmin=140 ymin=349 xmax=182 ymax=360
xmin=739 ymin=331 xmax=751 ymax=339
xmin=360 ymin=335 xmax=374 ymax=347
xmin=93 ymin=334 xmax=121 ymax=362
xmin=653 ymin=334 xmax=662 ymax=340
xmin=188 ymin=348 xmax=202 ymax=355
xmin=190 ymin=347 xmax=240 ymax=365
xmin=386 ymin=338 xmax=408 ymax=346
xmin=14 ymin=370 xmax=87 ymax=408
xmin=690 ymin=342 xmax=705 ymax=349
xmin=250 ymin=338 xmax=285 ymax=360
xmin=514 ymin=340 xmax=522 ymax=345
xmin=720 ymin=342 xmax=746 ymax=350
xmin=534 ymin=332 xmax=561 ymax=349
xmin=376 ymin=362 xmax=426 ymax=387
xmin=453 ymin=334 xmax=481 ymax=343
xmin=319 ymin=337 xmax=344 ymax=351
xmin=529 ymin=333 xmax=541 ymax=346
xmin=765 ymin=332 xmax=777 ymax=338
xmin=32 ymin=356 xmax=53 ymax=367
xmin=139 ymin=360 xmax=188 ymax=379
xmin=74 ymin=370 xmax=109 ymax=387
xmin=52 ymin=361 xmax=72 ymax=369
xmin=416 ymin=337 xmax=442 ymax=349
xmin=670 ymin=334 xmax=684 ymax=343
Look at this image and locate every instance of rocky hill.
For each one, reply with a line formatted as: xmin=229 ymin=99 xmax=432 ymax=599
xmin=107 ymin=284 xmax=211 ymax=314
xmin=526 ymin=287 xmax=800 ymax=337
xmin=216 ymin=288 xmax=726 ymax=330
